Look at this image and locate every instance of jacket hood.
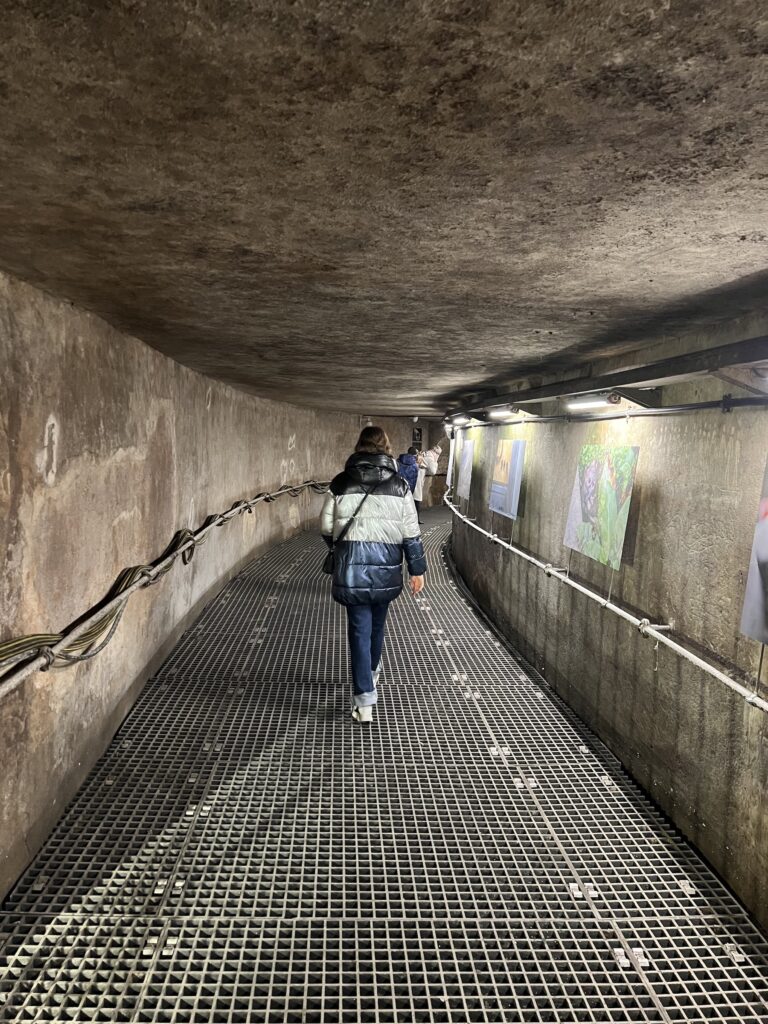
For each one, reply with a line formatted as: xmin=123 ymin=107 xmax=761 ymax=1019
xmin=397 ymin=453 xmax=418 ymax=466
xmin=345 ymin=450 xmax=398 ymax=484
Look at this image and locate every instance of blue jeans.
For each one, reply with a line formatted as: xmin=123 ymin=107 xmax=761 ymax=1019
xmin=346 ymin=603 xmax=390 ymax=708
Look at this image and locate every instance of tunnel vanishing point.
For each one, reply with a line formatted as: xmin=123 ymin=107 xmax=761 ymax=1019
xmin=1 ymin=2 xmax=768 ymax=1021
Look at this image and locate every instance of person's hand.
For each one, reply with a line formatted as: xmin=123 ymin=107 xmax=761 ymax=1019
xmin=410 ymin=575 xmax=425 ymax=595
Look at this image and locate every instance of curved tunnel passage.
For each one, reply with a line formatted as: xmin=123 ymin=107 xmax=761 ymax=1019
xmin=1 ymin=511 xmax=766 ymax=1023
xmin=1 ymin=2 xmax=768 ymax=1017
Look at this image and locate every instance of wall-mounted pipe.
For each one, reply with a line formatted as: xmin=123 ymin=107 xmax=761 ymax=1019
xmin=446 ymin=335 xmax=768 ymax=416
xmin=445 ymin=495 xmax=768 ymax=715
xmin=446 ymin=394 xmax=768 ymax=429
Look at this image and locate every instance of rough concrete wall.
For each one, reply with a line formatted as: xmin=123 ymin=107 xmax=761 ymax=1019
xmin=2 ymin=2 xmax=768 ymax=416
xmin=0 ymin=271 xmax=410 ymax=899
xmin=450 ymin=395 xmax=768 ymax=930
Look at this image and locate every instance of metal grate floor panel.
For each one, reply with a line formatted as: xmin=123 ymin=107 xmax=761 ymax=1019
xmin=2 ymin=511 xmax=767 ymax=1022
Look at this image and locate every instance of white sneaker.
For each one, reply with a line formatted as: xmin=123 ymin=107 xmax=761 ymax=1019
xmin=352 ymin=706 xmax=373 ymax=723
xmin=372 ymin=665 xmax=382 ymax=687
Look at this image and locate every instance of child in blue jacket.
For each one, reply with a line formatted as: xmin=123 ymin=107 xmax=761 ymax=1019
xmin=397 ymin=447 xmax=419 ymax=494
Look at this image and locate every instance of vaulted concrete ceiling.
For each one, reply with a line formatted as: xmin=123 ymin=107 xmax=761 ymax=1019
xmin=0 ymin=1 xmax=766 ymax=414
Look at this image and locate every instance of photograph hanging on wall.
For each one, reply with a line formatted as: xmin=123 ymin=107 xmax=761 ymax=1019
xmin=489 ymin=439 xmax=526 ymax=520
xmin=740 ymin=456 xmax=768 ymax=644
xmin=456 ymin=439 xmax=474 ymax=499
xmin=563 ymin=444 xmax=640 ymax=571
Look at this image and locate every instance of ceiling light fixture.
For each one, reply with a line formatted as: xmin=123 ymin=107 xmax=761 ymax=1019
xmin=488 ymin=406 xmax=517 ymax=420
xmin=566 ymin=392 xmax=619 ymax=412
xmin=452 ymin=414 xmax=470 ymax=426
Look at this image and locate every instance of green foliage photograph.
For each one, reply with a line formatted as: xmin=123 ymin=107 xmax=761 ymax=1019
xmin=563 ymin=445 xmax=640 ymax=571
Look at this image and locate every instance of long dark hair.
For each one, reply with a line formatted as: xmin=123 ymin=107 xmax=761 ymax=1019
xmin=355 ymin=426 xmax=392 ymax=455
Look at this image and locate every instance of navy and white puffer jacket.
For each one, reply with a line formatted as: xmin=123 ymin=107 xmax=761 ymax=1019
xmin=321 ymin=452 xmax=427 ymax=605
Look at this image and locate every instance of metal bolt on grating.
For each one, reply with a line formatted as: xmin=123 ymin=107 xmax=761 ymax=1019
xmin=614 ymin=946 xmax=651 ymax=969
xmin=725 ymin=942 xmax=748 ymax=965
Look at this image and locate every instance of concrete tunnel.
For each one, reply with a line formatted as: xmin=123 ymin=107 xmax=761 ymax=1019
xmin=1 ymin=1 xmax=768 ymax=1020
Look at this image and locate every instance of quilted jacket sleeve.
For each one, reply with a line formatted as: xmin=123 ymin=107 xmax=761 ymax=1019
xmin=422 ymin=449 xmax=439 ymax=476
xmin=401 ymin=491 xmax=427 ymax=577
xmin=320 ymin=491 xmax=335 ymax=548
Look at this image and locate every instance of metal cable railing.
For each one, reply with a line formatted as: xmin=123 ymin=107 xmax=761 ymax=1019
xmin=0 ymin=479 xmax=329 ymax=695
xmin=445 ymin=493 xmax=768 ymax=715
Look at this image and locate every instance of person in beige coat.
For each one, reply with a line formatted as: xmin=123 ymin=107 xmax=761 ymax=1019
xmin=413 ymin=445 xmax=442 ymax=523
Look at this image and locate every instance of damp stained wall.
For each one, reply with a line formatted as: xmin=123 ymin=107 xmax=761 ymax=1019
xmin=450 ymin=395 xmax=768 ymax=930
xmin=0 ymin=270 xmax=411 ymax=899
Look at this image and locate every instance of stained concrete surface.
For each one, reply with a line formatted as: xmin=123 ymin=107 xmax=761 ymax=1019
xmin=449 ymin=398 xmax=768 ymax=930
xmin=0 ymin=269 xmax=414 ymax=901
xmin=0 ymin=1 xmax=767 ymax=413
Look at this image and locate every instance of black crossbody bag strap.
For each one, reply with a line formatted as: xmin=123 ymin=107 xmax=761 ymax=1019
xmin=336 ymin=485 xmax=374 ymax=544
xmin=322 ymin=478 xmax=384 ymax=574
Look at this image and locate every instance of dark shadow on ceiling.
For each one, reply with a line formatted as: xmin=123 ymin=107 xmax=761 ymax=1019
xmin=439 ymin=267 xmax=768 ymax=407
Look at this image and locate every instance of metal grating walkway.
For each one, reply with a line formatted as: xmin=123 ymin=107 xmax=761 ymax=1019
xmin=2 ymin=510 xmax=767 ymax=1023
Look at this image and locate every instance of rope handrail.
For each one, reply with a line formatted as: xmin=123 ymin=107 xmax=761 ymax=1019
xmin=0 ymin=479 xmax=330 ymax=696
xmin=444 ymin=493 xmax=768 ymax=715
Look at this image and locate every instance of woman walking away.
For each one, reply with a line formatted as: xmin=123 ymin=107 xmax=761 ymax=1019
xmin=321 ymin=426 xmax=426 ymax=723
